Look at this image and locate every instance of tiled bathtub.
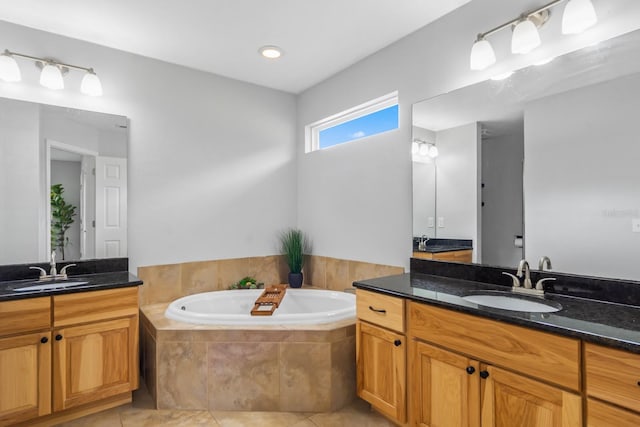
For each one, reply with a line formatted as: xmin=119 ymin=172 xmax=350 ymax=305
xmin=140 ymin=302 xmax=356 ymax=413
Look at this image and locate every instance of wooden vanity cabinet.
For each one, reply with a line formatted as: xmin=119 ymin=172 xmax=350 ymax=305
xmin=412 ymin=250 xmax=472 ymax=263
xmin=0 ymin=296 xmax=52 ymax=426
xmin=0 ymin=286 xmax=139 ymax=426
xmin=53 ymin=287 xmax=139 ymax=412
xmin=408 ymin=302 xmax=582 ymax=427
xmin=584 ymin=343 xmax=640 ymax=425
xmin=356 ymin=289 xmax=407 ymax=424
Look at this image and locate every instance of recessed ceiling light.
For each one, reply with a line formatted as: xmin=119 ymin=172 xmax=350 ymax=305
xmin=259 ymin=45 xmax=283 ymax=59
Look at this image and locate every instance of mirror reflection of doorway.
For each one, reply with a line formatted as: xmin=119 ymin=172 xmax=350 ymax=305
xmin=48 ymin=141 xmax=97 ymax=261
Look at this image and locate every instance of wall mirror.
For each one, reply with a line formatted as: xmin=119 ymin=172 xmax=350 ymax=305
xmin=412 ymin=28 xmax=640 ymax=281
xmin=0 ymin=98 xmax=128 ymax=265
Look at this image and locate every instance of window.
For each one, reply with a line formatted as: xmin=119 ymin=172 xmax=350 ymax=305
xmin=305 ymin=91 xmax=398 ymax=152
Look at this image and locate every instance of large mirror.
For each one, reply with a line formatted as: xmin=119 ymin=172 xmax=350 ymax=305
xmin=0 ymin=98 xmax=128 ymax=265
xmin=412 ymin=29 xmax=640 ymax=281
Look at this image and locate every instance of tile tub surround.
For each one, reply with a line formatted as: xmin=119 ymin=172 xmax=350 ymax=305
xmin=140 ymin=302 xmax=357 ymax=413
xmin=137 ymin=255 xmax=404 ymax=305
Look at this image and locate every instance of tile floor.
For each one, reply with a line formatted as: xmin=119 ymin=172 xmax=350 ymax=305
xmin=56 ymin=382 xmax=395 ymax=427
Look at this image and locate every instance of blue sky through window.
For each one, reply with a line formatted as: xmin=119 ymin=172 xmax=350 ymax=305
xmin=319 ymin=104 xmax=398 ymax=149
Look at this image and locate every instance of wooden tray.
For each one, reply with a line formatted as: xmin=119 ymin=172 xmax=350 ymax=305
xmin=250 ymin=284 xmax=287 ymax=316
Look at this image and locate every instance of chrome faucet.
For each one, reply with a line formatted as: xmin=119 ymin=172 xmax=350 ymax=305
xmin=418 ymin=235 xmax=429 ymax=251
xmin=538 ymin=256 xmax=552 ymax=271
xmin=29 ymin=251 xmax=76 ymax=281
xmin=516 ymin=259 xmax=533 ymax=289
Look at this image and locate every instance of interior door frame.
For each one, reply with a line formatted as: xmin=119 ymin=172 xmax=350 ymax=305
xmin=46 ymin=139 xmax=98 ymax=260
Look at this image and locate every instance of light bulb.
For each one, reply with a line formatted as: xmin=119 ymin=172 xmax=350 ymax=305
xmin=470 ymin=38 xmax=496 ymax=70
xmin=419 ymin=144 xmax=429 ymax=156
xmin=259 ymin=45 xmax=283 ymax=59
xmin=511 ymin=19 xmax=541 ymax=54
xmin=562 ymin=0 xmax=597 ymax=34
xmin=81 ymin=70 xmax=103 ymax=96
xmin=411 ymin=141 xmax=419 ymax=155
xmin=40 ymin=63 xmax=64 ymax=90
xmin=0 ymin=53 xmax=21 ymax=82
xmin=428 ymin=145 xmax=439 ymax=158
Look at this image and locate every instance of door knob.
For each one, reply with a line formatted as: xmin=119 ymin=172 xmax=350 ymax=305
xmin=479 ymin=370 xmax=489 ymax=379
xmin=55 ymin=334 xmax=63 ymax=341
xmin=40 ymin=337 xmax=48 ymax=344
xmin=466 ymin=366 xmax=475 ymax=374
xmin=394 ymin=339 xmax=401 ymax=347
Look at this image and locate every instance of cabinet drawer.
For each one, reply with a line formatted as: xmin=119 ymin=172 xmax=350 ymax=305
xmin=0 ymin=297 xmax=51 ymax=336
xmin=53 ymin=287 xmax=138 ymax=327
xmin=587 ymin=398 xmax=640 ymax=427
xmin=585 ymin=343 xmax=640 ymax=413
xmin=356 ymin=289 xmax=405 ymax=333
xmin=408 ymin=302 xmax=580 ymax=391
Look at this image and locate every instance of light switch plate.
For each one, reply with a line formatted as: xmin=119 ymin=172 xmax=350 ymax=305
xmin=428 ymin=217 xmax=435 ymax=228
xmin=633 ymin=218 xmax=640 ymax=233
xmin=437 ymin=217 xmax=445 ymax=228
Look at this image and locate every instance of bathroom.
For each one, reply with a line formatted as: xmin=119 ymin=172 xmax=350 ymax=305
xmin=1 ymin=0 xmax=640 ymax=426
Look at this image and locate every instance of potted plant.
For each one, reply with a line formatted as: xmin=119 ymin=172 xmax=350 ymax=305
xmin=279 ymin=228 xmax=309 ymax=288
xmin=50 ymin=183 xmax=77 ymax=260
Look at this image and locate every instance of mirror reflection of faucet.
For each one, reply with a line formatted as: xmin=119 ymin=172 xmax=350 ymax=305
xmin=418 ymin=235 xmax=429 ymax=251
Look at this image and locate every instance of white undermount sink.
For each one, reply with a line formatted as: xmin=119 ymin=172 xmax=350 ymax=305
xmin=13 ymin=281 xmax=89 ymax=292
xmin=462 ymin=293 xmax=562 ymax=313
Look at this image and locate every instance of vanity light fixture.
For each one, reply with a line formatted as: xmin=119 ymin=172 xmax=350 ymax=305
xmin=469 ymin=0 xmax=597 ymax=70
xmin=0 ymin=49 xmax=103 ymax=96
xmin=413 ymin=139 xmax=438 ymax=158
xmin=259 ymin=45 xmax=283 ymax=59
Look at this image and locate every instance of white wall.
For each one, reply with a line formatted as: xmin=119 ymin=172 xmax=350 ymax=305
xmin=0 ymin=99 xmax=41 ymax=263
xmin=524 ymin=73 xmax=640 ymax=280
xmin=435 ymin=123 xmax=481 ymax=260
xmin=481 ymin=130 xmax=524 ymax=267
xmin=0 ymin=21 xmax=297 ymax=271
xmin=412 ymin=161 xmax=435 ymax=237
xmin=296 ymin=0 xmax=640 ymax=270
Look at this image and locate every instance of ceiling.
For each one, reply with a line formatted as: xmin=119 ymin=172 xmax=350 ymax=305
xmin=0 ymin=0 xmax=470 ymax=94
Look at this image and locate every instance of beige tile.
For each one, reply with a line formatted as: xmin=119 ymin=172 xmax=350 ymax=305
xmin=141 ymin=329 xmax=157 ymax=405
xmin=182 ymin=260 xmax=219 ymax=294
xmin=348 ymin=261 xmax=404 ymax=286
xmin=211 ymin=411 xmax=310 ymax=427
xmin=138 ymin=263 xmax=182 ymax=304
xmin=277 ymin=255 xmax=290 ymax=285
xmin=208 ymin=342 xmax=280 ymax=411
xmin=325 ymin=257 xmax=350 ymax=291
xmin=217 ymin=257 xmax=264 ymax=289
xmin=305 ymin=255 xmax=327 ymax=288
xmin=279 ymin=342 xmax=331 ymax=412
xmin=55 ymin=406 xmax=123 ymax=427
xmin=120 ymin=409 xmax=219 ymax=427
xmin=308 ymin=410 xmax=395 ymax=427
xmin=330 ymin=336 xmax=356 ymax=411
xmin=156 ymin=341 xmax=208 ymax=410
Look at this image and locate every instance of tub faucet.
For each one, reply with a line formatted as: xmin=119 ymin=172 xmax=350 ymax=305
xmin=538 ymin=256 xmax=552 ymax=271
xmin=516 ymin=259 xmax=533 ymax=289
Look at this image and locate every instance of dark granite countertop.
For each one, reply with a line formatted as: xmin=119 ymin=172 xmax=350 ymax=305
xmin=412 ymin=238 xmax=473 ymax=253
xmin=0 ymin=271 xmax=142 ymax=301
xmin=354 ymin=272 xmax=640 ymax=354
xmin=414 ymin=245 xmax=472 ymax=253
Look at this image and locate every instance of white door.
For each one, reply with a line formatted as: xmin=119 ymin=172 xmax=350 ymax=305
xmin=95 ymin=156 xmax=127 ymax=258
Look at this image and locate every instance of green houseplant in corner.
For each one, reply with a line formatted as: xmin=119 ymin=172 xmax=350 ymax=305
xmin=50 ymin=183 xmax=77 ymax=260
xmin=279 ymin=228 xmax=309 ymax=288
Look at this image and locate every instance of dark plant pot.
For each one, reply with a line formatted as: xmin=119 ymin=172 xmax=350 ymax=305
xmin=288 ymin=272 xmax=303 ymax=288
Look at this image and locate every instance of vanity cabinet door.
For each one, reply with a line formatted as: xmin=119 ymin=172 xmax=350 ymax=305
xmin=356 ymin=320 xmax=406 ymax=424
xmin=53 ymin=316 xmax=138 ymax=411
xmin=480 ymin=365 xmax=581 ymax=427
xmin=0 ymin=332 xmax=51 ymax=425
xmin=409 ymin=339 xmax=480 ymax=427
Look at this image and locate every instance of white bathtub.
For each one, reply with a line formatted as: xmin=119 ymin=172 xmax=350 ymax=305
xmin=164 ymin=288 xmax=356 ymax=325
